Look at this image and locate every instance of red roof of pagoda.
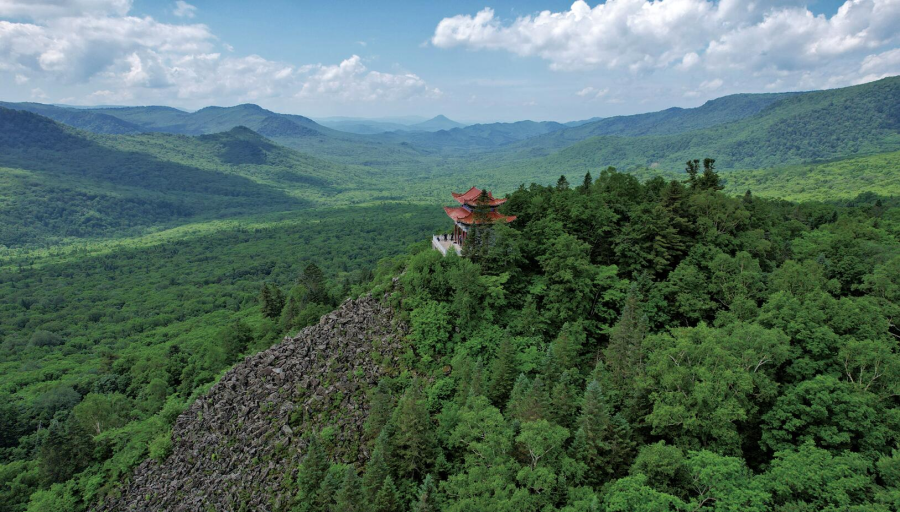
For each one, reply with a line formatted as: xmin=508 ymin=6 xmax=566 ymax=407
xmin=452 ymin=186 xmax=507 ymax=207
xmin=444 ymin=206 xmax=516 ymax=225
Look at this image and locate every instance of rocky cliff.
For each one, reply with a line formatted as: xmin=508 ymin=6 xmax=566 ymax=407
xmin=99 ymin=293 xmax=405 ymax=511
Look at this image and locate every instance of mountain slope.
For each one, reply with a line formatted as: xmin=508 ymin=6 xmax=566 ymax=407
xmin=721 ymin=150 xmax=900 ymax=201
xmin=0 ymin=101 xmax=144 ymax=134
xmin=0 ymin=108 xmax=375 ymax=247
xmin=411 ymin=114 xmax=465 ymax=131
xmin=487 ymin=76 xmax=900 ymax=179
xmin=99 ymin=293 xmax=403 ymax=511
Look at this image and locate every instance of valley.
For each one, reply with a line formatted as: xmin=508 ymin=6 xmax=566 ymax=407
xmin=1 ymin=74 xmax=899 ymax=512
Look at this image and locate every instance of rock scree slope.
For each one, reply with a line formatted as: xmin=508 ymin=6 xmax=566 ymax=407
xmin=98 ymin=293 xmax=405 ymax=511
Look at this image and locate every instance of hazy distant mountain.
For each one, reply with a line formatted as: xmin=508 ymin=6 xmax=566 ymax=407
xmin=410 ymin=114 xmax=465 ymax=131
xmin=0 ymin=101 xmax=144 ymax=134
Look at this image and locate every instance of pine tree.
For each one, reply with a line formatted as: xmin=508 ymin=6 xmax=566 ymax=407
xmin=698 ymin=158 xmax=723 ymax=191
xmin=603 ymin=288 xmax=647 ymax=392
xmin=572 ymin=380 xmax=635 ymax=486
xmin=684 ymin=159 xmax=700 ymax=188
xmin=557 ymin=175 xmax=570 ymax=191
xmin=363 ymin=430 xmax=392 ymax=501
xmin=488 ymin=337 xmax=518 ymax=407
xmin=388 ymin=383 xmax=435 ymax=480
xmin=260 ymin=283 xmax=274 ymax=317
xmin=505 ymin=373 xmax=531 ymax=419
xmin=295 ymin=435 xmax=329 ymax=511
xmin=413 ymin=474 xmax=438 ymax=512
xmin=550 ymin=370 xmax=581 ymax=430
xmin=300 ymin=263 xmax=329 ymax=304
xmin=333 ymin=466 xmax=364 ymax=512
xmin=373 ymin=476 xmax=400 ymax=512
xmin=260 ymin=283 xmax=285 ymax=319
xmin=507 ymin=376 xmax=550 ymax=422
xmin=581 ymin=172 xmax=593 ymax=193
xmin=545 ymin=322 xmax=585 ymax=379
xmin=364 ymin=379 xmax=394 ymax=443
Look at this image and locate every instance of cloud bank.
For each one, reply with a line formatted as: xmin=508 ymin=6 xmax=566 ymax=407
xmin=0 ymin=0 xmax=437 ymax=106
xmin=433 ymin=0 xmax=900 ymax=90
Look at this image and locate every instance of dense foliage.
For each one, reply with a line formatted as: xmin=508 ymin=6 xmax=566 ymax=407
xmin=0 ymin=204 xmax=442 ymax=512
xmin=290 ymin=167 xmax=900 ymax=511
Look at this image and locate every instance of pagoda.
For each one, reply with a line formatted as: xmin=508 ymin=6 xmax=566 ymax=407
xmin=432 ymin=186 xmax=516 ymax=256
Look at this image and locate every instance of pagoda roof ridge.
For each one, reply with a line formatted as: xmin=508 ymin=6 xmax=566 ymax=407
xmin=452 ymin=186 xmax=507 ymax=207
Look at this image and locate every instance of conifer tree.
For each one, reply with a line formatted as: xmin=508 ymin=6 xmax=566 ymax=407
xmin=572 ymin=380 xmax=635 ymax=486
xmin=545 ymin=322 xmax=585 ymax=379
xmin=488 ymin=337 xmax=518 ymax=407
xmin=364 ymin=379 xmax=394 ymax=443
xmin=698 ymin=158 xmax=723 ymax=191
xmin=373 ymin=475 xmax=400 ymax=512
xmin=413 ymin=474 xmax=438 ymax=512
xmin=604 ymin=288 xmax=647 ymax=392
xmin=388 ymin=383 xmax=435 ymax=481
xmin=300 ymin=263 xmax=329 ymax=304
xmin=684 ymin=159 xmax=700 ymax=188
xmin=505 ymin=373 xmax=531 ymax=418
xmin=333 ymin=466 xmax=364 ymax=512
xmin=363 ymin=429 xmax=392 ymax=501
xmin=581 ymin=172 xmax=593 ymax=193
xmin=550 ymin=370 xmax=581 ymax=430
xmin=295 ymin=435 xmax=329 ymax=512
xmin=557 ymin=175 xmax=570 ymax=191
xmin=507 ymin=376 xmax=550 ymax=422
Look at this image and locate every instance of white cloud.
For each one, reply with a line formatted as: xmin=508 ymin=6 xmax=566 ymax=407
xmin=577 ymin=86 xmax=608 ymax=99
xmin=296 ymin=55 xmax=441 ymax=102
xmin=0 ymin=3 xmax=438 ymax=106
xmin=0 ymin=0 xmax=132 ymax=19
xmin=699 ymin=78 xmax=723 ymax=91
xmin=30 ymin=87 xmax=46 ymax=99
xmin=13 ymin=72 xmax=26 ymax=83
xmin=432 ymin=0 xmax=900 ymax=84
xmin=172 ymin=1 xmax=197 ymax=19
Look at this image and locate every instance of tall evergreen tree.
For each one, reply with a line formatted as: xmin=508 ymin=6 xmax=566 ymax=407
xmin=698 ymin=158 xmax=723 ymax=191
xmin=363 ymin=429 xmax=392 ymax=501
xmin=413 ymin=474 xmax=438 ymax=512
xmin=333 ymin=466 xmax=364 ymax=512
xmin=295 ymin=435 xmax=329 ymax=511
xmin=388 ymin=383 xmax=436 ymax=481
xmin=373 ymin=475 xmax=400 ymax=512
xmin=684 ymin=159 xmax=700 ymax=188
xmin=364 ymin=379 xmax=394 ymax=443
xmin=487 ymin=337 xmax=518 ymax=407
xmin=604 ymin=287 xmax=648 ymax=393
xmin=581 ymin=171 xmax=593 ymax=193
xmin=572 ymin=380 xmax=635 ymax=486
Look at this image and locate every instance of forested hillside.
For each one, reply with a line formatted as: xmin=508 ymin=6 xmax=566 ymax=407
xmin=1 ymin=73 xmax=900 ymax=512
xmin=0 ymin=204 xmax=443 ymax=512
xmin=0 ymin=108 xmax=402 ymax=248
xmin=297 ymin=168 xmax=898 ymax=512
xmin=489 ymin=76 xmax=900 ymax=177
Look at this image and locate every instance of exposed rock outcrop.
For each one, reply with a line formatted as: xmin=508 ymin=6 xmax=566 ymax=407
xmin=99 ymin=293 xmax=405 ymax=511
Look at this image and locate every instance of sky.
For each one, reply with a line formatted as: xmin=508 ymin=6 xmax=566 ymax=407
xmin=0 ymin=0 xmax=898 ymax=122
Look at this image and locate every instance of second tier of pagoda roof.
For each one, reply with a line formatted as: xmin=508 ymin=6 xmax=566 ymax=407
xmin=443 ymin=206 xmax=516 ymax=225
xmin=452 ymin=186 xmax=508 ymax=207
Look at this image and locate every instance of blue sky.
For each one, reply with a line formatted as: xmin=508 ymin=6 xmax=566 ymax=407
xmin=1 ymin=0 xmax=897 ymax=122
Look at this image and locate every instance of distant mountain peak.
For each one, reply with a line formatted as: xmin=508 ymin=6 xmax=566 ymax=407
xmin=411 ymin=114 xmax=465 ymax=132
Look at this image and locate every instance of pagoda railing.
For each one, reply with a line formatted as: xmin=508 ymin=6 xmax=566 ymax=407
xmin=432 ymin=235 xmax=462 ymax=256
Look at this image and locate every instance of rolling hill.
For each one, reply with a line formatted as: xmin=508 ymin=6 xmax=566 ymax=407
xmin=0 ymin=108 xmax=377 ymax=247
xmin=481 ymin=76 xmax=900 ymax=182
